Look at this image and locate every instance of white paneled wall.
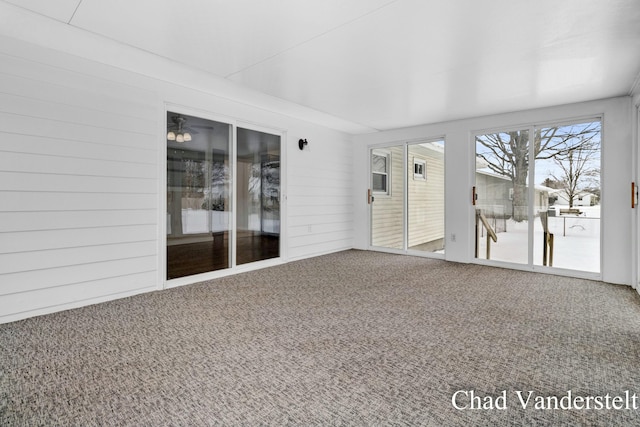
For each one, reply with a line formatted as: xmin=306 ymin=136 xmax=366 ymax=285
xmin=0 ymin=32 xmax=356 ymax=322
xmin=287 ymin=132 xmax=354 ymax=260
xmin=0 ymin=50 xmax=159 ymax=322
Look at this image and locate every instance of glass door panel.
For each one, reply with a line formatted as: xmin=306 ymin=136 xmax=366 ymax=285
xmin=236 ymin=127 xmax=281 ymax=265
xmin=474 ymin=120 xmax=601 ymax=274
xmin=370 ymin=140 xmax=446 ymax=254
xmin=166 ymin=112 xmax=231 ymax=279
xmin=371 ymin=145 xmax=404 ymax=249
xmin=533 ymin=121 xmax=601 ymax=272
xmin=407 ymin=141 xmax=445 ymax=253
xmin=475 ymin=130 xmax=530 ymax=264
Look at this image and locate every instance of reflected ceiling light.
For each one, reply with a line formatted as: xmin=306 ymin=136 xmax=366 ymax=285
xmin=167 ymin=115 xmax=193 ymax=143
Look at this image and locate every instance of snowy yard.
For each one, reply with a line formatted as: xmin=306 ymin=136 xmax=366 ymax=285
xmin=478 ymin=206 xmax=600 ymax=272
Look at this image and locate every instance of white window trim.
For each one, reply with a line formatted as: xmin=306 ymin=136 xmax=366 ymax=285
xmin=372 ymin=150 xmax=391 ymax=195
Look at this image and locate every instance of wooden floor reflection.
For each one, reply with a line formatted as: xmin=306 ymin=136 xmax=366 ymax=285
xmin=167 ymin=232 xmax=279 ymax=279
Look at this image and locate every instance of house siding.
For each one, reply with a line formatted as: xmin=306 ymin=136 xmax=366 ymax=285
xmin=0 ymin=49 xmax=159 ymax=322
xmin=370 ymin=144 xmax=446 ymax=250
xmin=407 ymin=145 xmax=445 ymax=248
xmin=287 ymin=141 xmax=353 ymax=260
xmin=371 ymin=146 xmax=404 ymax=249
xmin=0 ymin=35 xmax=354 ymax=323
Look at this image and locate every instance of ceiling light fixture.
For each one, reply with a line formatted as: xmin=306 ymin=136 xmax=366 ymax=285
xmin=167 ymin=116 xmax=192 ymax=143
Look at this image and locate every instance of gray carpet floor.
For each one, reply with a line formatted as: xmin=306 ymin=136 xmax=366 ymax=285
xmin=2 ymin=250 xmax=640 ymax=426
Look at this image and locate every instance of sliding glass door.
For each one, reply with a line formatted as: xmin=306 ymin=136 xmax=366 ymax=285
xmin=166 ymin=112 xmax=231 ymax=279
xmin=532 ymin=121 xmax=601 ymax=272
xmin=166 ymin=113 xmax=281 ymax=280
xmin=236 ymin=127 xmax=281 ymax=265
xmin=370 ymin=140 xmax=445 ymax=254
xmin=408 ymin=141 xmax=445 ymax=253
xmin=371 ymin=145 xmax=404 ymax=249
xmin=474 ymin=119 xmax=601 ymax=273
xmin=474 ymin=129 xmax=530 ymax=265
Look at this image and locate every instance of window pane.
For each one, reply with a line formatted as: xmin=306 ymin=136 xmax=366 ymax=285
xmin=167 ymin=112 xmax=231 ymax=279
xmin=475 ymin=130 xmax=529 ymax=264
xmin=408 ymin=141 xmax=444 ymax=253
xmin=534 ymin=120 xmax=601 ymax=272
xmin=236 ymin=127 xmax=281 ymax=265
xmin=372 ymin=154 xmax=387 ymax=173
xmin=372 ymin=173 xmax=386 ymax=192
xmin=371 ymin=146 xmax=403 ymax=249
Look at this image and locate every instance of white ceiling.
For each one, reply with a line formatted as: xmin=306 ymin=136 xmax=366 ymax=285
xmin=4 ymin=0 xmax=640 ymax=133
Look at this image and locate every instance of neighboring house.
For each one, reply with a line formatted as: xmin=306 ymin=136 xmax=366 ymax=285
xmin=475 ymin=169 xmax=551 ymax=224
xmin=371 ymin=142 xmax=445 ymax=250
xmin=407 ymin=144 xmax=445 ymax=250
xmin=372 ymin=149 xmax=553 ymax=250
xmin=474 ymin=170 xmax=513 ymax=222
xmin=552 ymin=189 xmax=599 ymax=207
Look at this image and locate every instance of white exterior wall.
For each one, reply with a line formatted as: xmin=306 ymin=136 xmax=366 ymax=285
xmin=0 ymin=15 xmax=353 ymax=322
xmin=354 ymin=97 xmax=633 ymax=286
xmin=0 ymin=43 xmax=160 ymax=322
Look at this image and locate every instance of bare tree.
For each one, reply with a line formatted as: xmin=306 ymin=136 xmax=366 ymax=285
xmin=476 ymin=122 xmax=600 ymax=221
xmin=550 ymin=138 xmax=600 ymax=208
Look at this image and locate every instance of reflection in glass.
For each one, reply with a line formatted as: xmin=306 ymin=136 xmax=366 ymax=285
xmin=166 ymin=112 xmax=231 ymax=279
xmin=236 ymin=128 xmax=280 ymax=265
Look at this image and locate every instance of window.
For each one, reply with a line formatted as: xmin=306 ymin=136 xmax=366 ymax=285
xmin=372 ymin=151 xmax=390 ymax=194
xmin=413 ymin=158 xmax=426 ymax=180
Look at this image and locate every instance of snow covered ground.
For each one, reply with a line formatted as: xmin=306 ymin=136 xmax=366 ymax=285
xmin=478 ymin=205 xmax=600 ymax=272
